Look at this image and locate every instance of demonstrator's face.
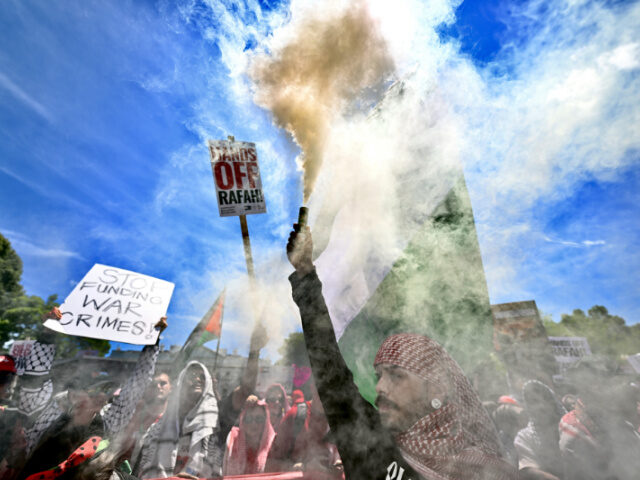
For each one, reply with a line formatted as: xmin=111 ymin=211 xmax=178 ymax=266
xmin=375 ymin=364 xmax=432 ymax=434
xmin=266 ymin=389 xmax=285 ymax=418
xmin=153 ymin=373 xmax=171 ymax=402
xmin=244 ymin=406 xmax=266 ymax=441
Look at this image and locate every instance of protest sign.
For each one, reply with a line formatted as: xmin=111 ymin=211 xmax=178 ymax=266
xmin=9 ymin=340 xmax=36 ymax=375
xmin=208 ymin=139 xmax=267 ymax=217
xmin=44 ymin=264 xmax=174 ymax=345
xmin=548 ymin=336 xmax=592 ymax=373
xmin=490 ymin=300 xmax=557 ymax=386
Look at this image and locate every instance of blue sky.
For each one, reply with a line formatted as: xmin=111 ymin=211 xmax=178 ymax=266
xmin=1 ymin=0 xmax=639 ymax=358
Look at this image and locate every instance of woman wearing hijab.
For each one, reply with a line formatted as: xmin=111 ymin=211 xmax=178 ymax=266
xmin=264 ymin=383 xmax=291 ymax=432
xmin=136 ymin=362 xmax=222 ymax=479
xmin=223 ymin=395 xmax=276 ymax=475
xmin=514 ymin=380 xmax=566 ymax=480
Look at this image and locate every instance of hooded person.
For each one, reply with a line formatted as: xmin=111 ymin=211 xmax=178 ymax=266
xmin=136 ymin=361 xmax=222 ymax=479
xmin=264 ymin=383 xmax=291 ymax=432
xmin=513 ymin=380 xmax=566 ymax=480
xmin=222 ymin=395 xmax=276 ymax=475
xmin=286 ymin=225 xmax=517 ymax=480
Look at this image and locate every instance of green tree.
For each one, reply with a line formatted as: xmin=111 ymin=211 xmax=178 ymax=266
xmin=0 ymin=233 xmax=110 ymax=357
xmin=277 ymin=331 xmax=310 ymax=367
xmin=543 ymin=305 xmax=640 ymax=357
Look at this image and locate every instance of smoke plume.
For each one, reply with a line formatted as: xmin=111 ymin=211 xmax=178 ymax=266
xmin=249 ymin=0 xmax=394 ymax=202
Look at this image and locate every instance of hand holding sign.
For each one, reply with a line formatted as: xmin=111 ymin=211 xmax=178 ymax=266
xmin=45 ymin=264 xmax=175 ymax=345
xmin=42 ymin=306 xmax=62 ymax=321
xmin=155 ymin=316 xmax=168 ymax=333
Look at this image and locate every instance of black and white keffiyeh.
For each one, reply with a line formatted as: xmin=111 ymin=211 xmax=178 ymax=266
xmin=138 ymin=361 xmax=221 ymax=479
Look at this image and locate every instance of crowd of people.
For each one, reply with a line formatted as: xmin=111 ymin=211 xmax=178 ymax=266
xmin=0 ymin=225 xmax=638 ymax=480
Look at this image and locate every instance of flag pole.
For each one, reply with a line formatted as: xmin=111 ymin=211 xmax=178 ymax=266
xmin=213 ymin=309 xmax=224 ymax=372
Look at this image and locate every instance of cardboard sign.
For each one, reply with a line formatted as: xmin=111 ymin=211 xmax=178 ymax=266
xmin=548 ymin=336 xmax=592 ymax=366
xmin=44 ymin=264 xmax=174 ymax=345
xmin=208 ymin=139 xmax=267 ymax=217
xmin=9 ymin=340 xmax=36 ymax=375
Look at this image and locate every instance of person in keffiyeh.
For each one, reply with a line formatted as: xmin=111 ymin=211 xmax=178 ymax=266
xmin=222 ymin=395 xmax=276 ymax=475
xmin=374 ymin=334 xmax=516 ymax=480
xmin=264 ymin=383 xmax=291 ymax=432
xmin=136 ymin=361 xmax=222 ymax=479
xmin=287 ymin=225 xmax=517 ymax=480
xmin=9 ymin=309 xmax=164 ymax=480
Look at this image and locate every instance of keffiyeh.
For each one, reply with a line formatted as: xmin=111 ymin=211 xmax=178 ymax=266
xmin=223 ymin=400 xmax=276 ymax=475
xmin=139 ymin=361 xmax=221 ymax=479
xmin=375 ymin=333 xmax=516 ymax=480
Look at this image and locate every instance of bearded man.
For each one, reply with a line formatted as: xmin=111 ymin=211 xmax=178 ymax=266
xmin=287 ymin=225 xmax=516 ymax=480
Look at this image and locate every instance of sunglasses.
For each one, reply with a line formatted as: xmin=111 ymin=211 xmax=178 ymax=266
xmin=244 ymin=415 xmax=266 ymax=424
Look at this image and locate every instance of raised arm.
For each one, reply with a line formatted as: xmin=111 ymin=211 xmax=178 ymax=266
xmin=101 ymin=317 xmax=166 ymax=434
xmin=235 ymin=321 xmax=268 ymax=407
xmin=287 ymin=225 xmax=418 ymax=480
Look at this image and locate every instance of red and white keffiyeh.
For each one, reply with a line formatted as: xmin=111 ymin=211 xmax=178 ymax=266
xmin=223 ymin=400 xmax=276 ymax=475
xmin=375 ymin=333 xmax=516 ymax=480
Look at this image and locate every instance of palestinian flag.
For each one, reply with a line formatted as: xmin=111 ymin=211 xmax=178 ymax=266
xmin=179 ymin=289 xmax=225 ymax=362
xmin=309 ymin=77 xmax=497 ymax=404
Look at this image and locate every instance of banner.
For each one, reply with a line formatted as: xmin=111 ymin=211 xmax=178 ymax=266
xmin=208 ymin=139 xmax=267 ymax=217
xmin=9 ymin=340 xmax=36 ymax=375
xmin=44 ymin=264 xmax=174 ymax=345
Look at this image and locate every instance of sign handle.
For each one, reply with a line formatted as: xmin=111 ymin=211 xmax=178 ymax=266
xmin=226 ymin=135 xmax=256 ymax=282
xmin=239 ymin=214 xmax=255 ymax=280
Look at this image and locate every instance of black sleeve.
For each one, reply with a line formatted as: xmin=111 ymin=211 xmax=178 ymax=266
xmin=290 ymin=269 xmax=419 ymax=480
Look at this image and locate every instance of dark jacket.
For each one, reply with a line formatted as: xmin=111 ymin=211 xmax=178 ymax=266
xmin=289 ymin=269 xmax=420 ymax=480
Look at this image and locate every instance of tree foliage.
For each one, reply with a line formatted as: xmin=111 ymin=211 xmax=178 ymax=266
xmin=277 ymin=331 xmax=310 ymax=367
xmin=543 ymin=305 xmax=640 ymax=357
xmin=0 ymin=233 xmax=110 ymax=358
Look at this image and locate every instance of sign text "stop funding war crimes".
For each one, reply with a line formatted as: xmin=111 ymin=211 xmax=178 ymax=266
xmin=208 ymin=140 xmax=267 ymax=217
xmin=44 ymin=264 xmax=175 ymax=345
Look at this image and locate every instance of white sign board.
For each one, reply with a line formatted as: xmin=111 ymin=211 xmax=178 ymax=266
xmin=9 ymin=340 xmax=36 ymax=376
xmin=44 ymin=264 xmax=175 ymax=345
xmin=548 ymin=336 xmax=592 ymax=371
xmin=208 ymin=139 xmax=267 ymax=217
xmin=626 ymin=353 xmax=640 ymax=374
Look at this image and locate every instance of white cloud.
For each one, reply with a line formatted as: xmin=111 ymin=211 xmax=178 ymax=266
xmin=0 ymin=71 xmax=54 ymax=122
xmin=1 ymin=228 xmax=84 ymax=260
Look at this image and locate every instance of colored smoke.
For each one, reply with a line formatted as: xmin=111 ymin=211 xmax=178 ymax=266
xmin=249 ymin=0 xmax=394 ymax=202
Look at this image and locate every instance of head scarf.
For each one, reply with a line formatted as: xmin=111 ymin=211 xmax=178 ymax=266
xmin=292 ymin=389 xmax=305 ymax=404
xmin=374 ymin=333 xmax=516 ymax=480
xmin=139 ymin=361 xmax=219 ymax=479
xmin=265 ymin=383 xmax=291 ymax=428
xmin=223 ymin=399 xmax=276 ymax=475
